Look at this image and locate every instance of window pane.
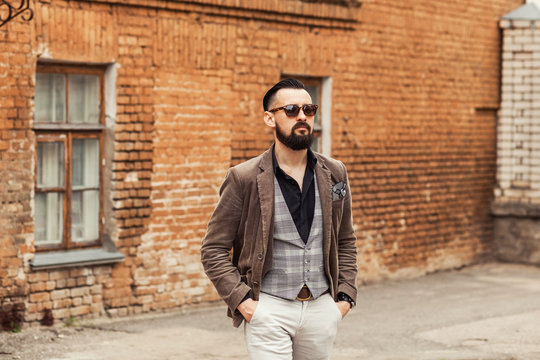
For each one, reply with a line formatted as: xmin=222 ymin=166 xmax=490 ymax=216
xmin=34 ymin=192 xmax=63 ymax=245
xmin=71 ymin=190 xmax=99 ymax=243
xmin=68 ymin=74 xmax=100 ymax=124
xmin=72 ymin=138 xmax=100 ymax=188
xmin=37 ymin=142 xmax=65 ymax=188
xmin=35 ymin=73 xmax=66 ymax=123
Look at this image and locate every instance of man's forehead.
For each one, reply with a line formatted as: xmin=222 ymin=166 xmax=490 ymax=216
xmin=273 ymin=88 xmax=312 ymax=104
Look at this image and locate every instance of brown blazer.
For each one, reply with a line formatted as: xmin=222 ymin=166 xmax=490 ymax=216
xmin=201 ymin=146 xmax=358 ymax=327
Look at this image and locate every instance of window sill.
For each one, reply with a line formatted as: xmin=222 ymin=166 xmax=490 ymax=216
xmin=33 ymin=123 xmax=105 ymax=131
xmin=30 ymin=247 xmax=125 ymax=270
xmin=492 ymin=201 xmax=540 ymax=218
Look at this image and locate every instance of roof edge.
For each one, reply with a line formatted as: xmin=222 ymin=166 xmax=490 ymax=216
xmin=502 ymin=3 xmax=540 ymax=20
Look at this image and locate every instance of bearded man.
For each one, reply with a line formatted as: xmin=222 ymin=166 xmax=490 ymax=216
xmin=201 ymin=78 xmax=358 ymax=360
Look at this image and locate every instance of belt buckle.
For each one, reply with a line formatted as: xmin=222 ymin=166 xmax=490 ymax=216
xmin=296 ymin=285 xmax=312 ymax=301
xmin=296 ymin=294 xmax=312 ymax=301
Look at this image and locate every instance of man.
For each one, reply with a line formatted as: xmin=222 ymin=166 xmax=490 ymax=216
xmin=201 ymin=78 xmax=357 ymax=360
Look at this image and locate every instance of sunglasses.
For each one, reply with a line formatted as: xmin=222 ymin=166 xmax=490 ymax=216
xmin=268 ymin=104 xmax=319 ymax=117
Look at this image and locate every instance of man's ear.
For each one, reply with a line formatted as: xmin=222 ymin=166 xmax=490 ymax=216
xmin=263 ymin=111 xmax=276 ymax=128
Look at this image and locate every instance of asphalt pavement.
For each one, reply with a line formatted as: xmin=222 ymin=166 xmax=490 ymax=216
xmin=1 ymin=262 xmax=539 ymax=360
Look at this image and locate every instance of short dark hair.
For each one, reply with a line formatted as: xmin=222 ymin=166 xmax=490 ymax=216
xmin=263 ymin=78 xmax=307 ymax=111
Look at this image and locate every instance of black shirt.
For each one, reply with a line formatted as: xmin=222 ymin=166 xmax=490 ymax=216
xmin=272 ymin=145 xmax=317 ymax=244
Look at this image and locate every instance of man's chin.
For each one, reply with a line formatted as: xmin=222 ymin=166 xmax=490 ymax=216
xmin=285 ymin=138 xmax=313 ymax=151
xmin=275 ymin=126 xmax=313 ymax=150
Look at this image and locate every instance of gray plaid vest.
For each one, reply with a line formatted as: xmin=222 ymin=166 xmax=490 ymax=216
xmin=261 ymin=174 xmax=329 ymax=300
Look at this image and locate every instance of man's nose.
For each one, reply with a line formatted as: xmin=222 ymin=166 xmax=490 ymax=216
xmin=297 ymin=107 xmax=307 ymax=121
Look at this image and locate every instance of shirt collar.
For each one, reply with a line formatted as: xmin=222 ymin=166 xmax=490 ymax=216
xmin=272 ymin=143 xmax=317 ymax=175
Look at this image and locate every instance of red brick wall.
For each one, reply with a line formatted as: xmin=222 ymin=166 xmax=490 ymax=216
xmin=136 ymin=68 xmax=237 ymax=309
xmin=0 ymin=17 xmax=34 ymax=323
xmin=340 ymin=1 xmax=522 ymax=280
xmin=0 ymin=0 xmax=523 ymax=325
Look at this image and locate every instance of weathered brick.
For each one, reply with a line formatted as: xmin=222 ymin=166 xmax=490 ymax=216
xmin=70 ymin=305 xmax=91 ymax=317
xmin=29 ymin=292 xmax=50 ymax=303
xmin=72 ymin=297 xmax=83 ymax=307
xmin=27 ymin=273 xmax=48 ymax=283
xmin=49 ymin=270 xmax=69 ymax=281
xmin=71 ymin=287 xmax=90 ymax=298
xmin=53 ymin=299 xmax=71 ymax=309
xmin=52 ymin=308 xmax=70 ymax=320
xmin=51 ymin=289 xmax=70 ymax=300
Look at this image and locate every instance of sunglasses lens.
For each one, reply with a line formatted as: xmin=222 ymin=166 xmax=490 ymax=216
xmin=283 ymin=105 xmax=301 ymax=117
xmin=303 ymin=105 xmax=318 ymax=116
xmin=277 ymin=104 xmax=318 ymax=117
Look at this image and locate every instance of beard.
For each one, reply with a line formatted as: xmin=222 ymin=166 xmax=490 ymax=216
xmin=275 ymin=121 xmax=314 ymax=151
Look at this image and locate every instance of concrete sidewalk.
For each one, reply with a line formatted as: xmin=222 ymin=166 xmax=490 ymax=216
xmin=2 ymin=262 xmax=540 ymax=360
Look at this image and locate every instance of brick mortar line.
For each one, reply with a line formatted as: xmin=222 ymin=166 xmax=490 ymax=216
xmin=78 ymin=0 xmax=358 ymax=29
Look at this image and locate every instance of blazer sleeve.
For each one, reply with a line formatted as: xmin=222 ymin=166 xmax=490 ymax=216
xmin=200 ymin=168 xmax=251 ymax=315
xmin=337 ymin=161 xmax=358 ymax=302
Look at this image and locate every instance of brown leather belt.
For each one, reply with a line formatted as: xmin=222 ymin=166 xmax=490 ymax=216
xmin=296 ymin=285 xmax=330 ymax=301
xmin=296 ymin=285 xmax=312 ymax=301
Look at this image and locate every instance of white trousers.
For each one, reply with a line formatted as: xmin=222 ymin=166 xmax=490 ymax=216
xmin=244 ymin=292 xmax=342 ymax=360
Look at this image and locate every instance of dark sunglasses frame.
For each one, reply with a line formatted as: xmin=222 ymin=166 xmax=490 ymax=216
xmin=268 ymin=104 xmax=319 ymax=117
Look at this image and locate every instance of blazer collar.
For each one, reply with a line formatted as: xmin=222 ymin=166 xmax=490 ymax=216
xmin=257 ymin=147 xmax=275 ymax=250
xmin=313 ymin=154 xmax=333 ymax=259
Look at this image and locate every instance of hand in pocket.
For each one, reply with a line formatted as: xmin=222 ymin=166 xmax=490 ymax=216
xmin=237 ymin=298 xmax=259 ymax=323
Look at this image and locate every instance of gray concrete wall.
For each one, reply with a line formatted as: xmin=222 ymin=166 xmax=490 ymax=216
xmin=494 ymin=216 xmax=540 ymax=265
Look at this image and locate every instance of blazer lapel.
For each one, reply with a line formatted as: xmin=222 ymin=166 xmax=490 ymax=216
xmin=314 ymin=156 xmax=333 ymax=258
xmin=257 ymin=148 xmax=275 ymax=250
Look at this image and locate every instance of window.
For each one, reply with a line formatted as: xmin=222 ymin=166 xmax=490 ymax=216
xmin=283 ymin=76 xmax=332 ymax=156
xmin=34 ymin=65 xmax=104 ymax=251
xmin=301 ymin=78 xmax=323 ymax=152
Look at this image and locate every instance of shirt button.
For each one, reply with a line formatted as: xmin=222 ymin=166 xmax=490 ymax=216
xmin=257 ymin=253 xmax=263 ymax=260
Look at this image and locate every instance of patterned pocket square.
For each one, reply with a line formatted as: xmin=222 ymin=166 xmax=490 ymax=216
xmin=332 ymin=181 xmax=347 ymax=201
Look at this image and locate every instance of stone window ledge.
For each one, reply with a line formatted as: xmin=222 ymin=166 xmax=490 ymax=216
xmin=30 ymin=248 xmax=125 ymax=270
xmin=492 ymin=201 xmax=540 ymax=218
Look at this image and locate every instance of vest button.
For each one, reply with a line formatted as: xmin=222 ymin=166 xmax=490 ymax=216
xmin=253 ymin=281 xmax=259 ymax=287
xmin=257 ymin=253 xmax=263 ymax=260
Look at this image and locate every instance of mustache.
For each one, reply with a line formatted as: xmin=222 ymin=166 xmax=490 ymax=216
xmin=292 ymin=123 xmax=311 ymax=132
